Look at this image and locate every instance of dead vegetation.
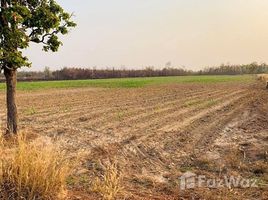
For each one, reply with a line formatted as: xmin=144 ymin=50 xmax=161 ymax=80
xmin=256 ymin=74 xmax=268 ymax=88
xmin=0 ymin=134 xmax=70 ymax=200
xmin=92 ymin=162 xmax=123 ymax=200
xmin=256 ymin=73 xmax=268 ymax=81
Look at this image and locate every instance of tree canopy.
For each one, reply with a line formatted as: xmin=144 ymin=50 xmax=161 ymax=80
xmin=0 ymin=0 xmax=76 ymax=135
xmin=0 ymin=0 xmax=76 ymax=70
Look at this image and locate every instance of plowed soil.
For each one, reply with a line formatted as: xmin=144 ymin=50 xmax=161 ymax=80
xmin=0 ymin=80 xmax=267 ymax=199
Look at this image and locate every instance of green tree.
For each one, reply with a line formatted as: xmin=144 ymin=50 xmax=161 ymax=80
xmin=0 ymin=0 xmax=76 ymax=135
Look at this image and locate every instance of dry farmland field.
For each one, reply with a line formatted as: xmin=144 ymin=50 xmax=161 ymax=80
xmin=0 ymin=75 xmax=267 ymax=199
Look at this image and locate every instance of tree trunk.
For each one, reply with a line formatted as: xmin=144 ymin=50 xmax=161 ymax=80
xmin=4 ymin=68 xmax=18 ymax=135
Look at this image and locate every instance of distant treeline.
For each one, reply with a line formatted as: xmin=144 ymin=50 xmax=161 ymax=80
xmin=0 ymin=62 xmax=267 ymax=81
xmin=50 ymin=67 xmax=194 ymax=80
xmin=199 ymin=62 xmax=268 ymax=75
xmin=14 ymin=67 xmax=194 ymax=81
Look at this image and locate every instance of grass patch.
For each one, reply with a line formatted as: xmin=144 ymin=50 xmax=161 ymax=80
xmin=0 ymin=134 xmax=69 ymax=200
xmin=202 ymin=99 xmax=219 ymax=108
xmin=0 ymin=75 xmax=254 ymax=90
xmin=92 ymin=162 xmax=123 ymax=200
xmin=183 ymin=99 xmax=203 ymax=107
xmin=183 ymin=99 xmax=219 ymax=108
xmin=24 ymin=107 xmax=37 ymax=115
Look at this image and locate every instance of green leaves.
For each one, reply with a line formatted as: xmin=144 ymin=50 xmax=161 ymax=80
xmin=9 ymin=51 xmax=31 ymax=68
xmin=43 ymin=35 xmax=62 ymax=52
xmin=1 ymin=50 xmax=31 ymax=69
xmin=0 ymin=0 xmax=76 ymax=70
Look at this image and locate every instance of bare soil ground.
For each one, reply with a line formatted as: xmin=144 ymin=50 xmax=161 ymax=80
xmin=0 ymin=81 xmax=267 ymax=199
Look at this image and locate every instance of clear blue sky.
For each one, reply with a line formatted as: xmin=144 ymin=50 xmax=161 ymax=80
xmin=24 ymin=0 xmax=268 ymax=71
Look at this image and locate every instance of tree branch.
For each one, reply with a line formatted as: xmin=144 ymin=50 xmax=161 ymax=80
xmin=29 ymin=23 xmax=68 ymax=44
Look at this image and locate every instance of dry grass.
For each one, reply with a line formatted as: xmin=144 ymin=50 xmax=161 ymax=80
xmin=256 ymin=74 xmax=268 ymax=82
xmin=92 ymin=162 xmax=123 ymax=200
xmin=0 ymin=134 xmax=70 ymax=200
xmin=256 ymin=74 xmax=268 ymax=88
